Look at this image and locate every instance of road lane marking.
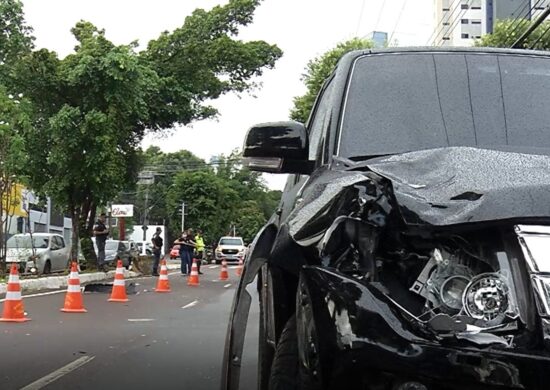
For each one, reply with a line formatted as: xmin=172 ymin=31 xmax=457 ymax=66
xmin=128 ymin=318 xmax=156 ymax=322
xmin=20 ymin=355 xmax=95 ymax=390
xmin=181 ymin=300 xmax=198 ymax=309
xmin=224 ymin=284 xmax=231 ymax=288
xmin=0 ymin=289 xmax=65 ymax=303
xmin=208 ymin=265 xmax=219 ymax=269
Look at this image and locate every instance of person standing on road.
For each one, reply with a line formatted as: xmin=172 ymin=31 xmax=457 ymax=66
xmin=183 ymin=228 xmax=196 ymax=274
xmin=174 ymin=230 xmax=195 ymax=275
xmin=151 ymin=227 xmax=163 ymax=276
xmin=194 ymin=230 xmax=205 ymax=275
xmin=93 ymin=213 xmax=109 ymax=272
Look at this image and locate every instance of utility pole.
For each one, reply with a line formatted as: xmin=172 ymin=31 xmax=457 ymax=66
xmin=138 ymin=171 xmax=154 ymax=255
xmin=512 ymin=5 xmax=550 ymax=48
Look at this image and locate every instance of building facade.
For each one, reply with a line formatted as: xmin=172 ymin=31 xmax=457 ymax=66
xmin=433 ymin=0 xmax=550 ymax=46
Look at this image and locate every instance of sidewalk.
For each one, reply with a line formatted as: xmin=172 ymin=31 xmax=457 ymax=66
xmin=0 ymin=261 xmax=181 ymax=295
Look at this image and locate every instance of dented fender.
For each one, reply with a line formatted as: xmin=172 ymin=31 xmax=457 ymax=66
xmin=297 ymin=266 xmax=550 ymax=389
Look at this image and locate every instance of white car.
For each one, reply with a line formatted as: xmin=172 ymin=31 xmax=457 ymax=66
xmin=215 ymin=236 xmax=246 ymax=263
xmin=5 ymin=233 xmax=70 ymax=274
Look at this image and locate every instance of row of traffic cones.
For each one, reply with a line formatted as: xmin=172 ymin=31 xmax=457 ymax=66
xmin=1 ymin=256 xmax=245 ymax=322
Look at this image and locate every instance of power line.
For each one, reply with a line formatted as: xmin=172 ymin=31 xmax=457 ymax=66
xmin=426 ymin=0 xmax=465 ymax=45
xmin=529 ymin=19 xmax=550 ymax=48
xmin=388 ymin=0 xmax=408 ymax=44
xmin=433 ymin=0 xmax=473 ymax=46
xmin=354 ymin=0 xmax=367 ymax=36
xmin=374 ymin=0 xmax=387 ymax=32
xmin=505 ymin=0 xmax=544 ymax=46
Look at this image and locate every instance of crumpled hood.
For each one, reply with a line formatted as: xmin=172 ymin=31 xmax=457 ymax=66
xmin=363 ymin=147 xmax=550 ymax=226
xmin=287 ymin=147 xmax=550 ymax=246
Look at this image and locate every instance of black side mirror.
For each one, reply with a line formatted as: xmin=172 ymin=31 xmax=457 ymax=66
xmin=242 ymin=121 xmax=314 ymax=174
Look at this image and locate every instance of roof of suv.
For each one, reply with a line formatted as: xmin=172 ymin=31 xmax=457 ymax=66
xmin=338 ymin=46 xmax=550 ymax=69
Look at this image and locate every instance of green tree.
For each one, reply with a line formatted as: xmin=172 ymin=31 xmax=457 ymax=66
xmin=166 ymin=170 xmax=239 ymax=244
xmin=290 ymin=37 xmax=373 ymax=123
xmin=13 ymin=0 xmax=281 ymax=267
xmin=0 ymin=0 xmax=34 ymax=86
xmin=476 ymin=19 xmax=550 ymax=50
xmin=0 ymin=86 xmax=30 ymax=271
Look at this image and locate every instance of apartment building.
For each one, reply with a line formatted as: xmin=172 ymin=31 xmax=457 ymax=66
xmin=433 ymin=0 xmax=550 ymax=46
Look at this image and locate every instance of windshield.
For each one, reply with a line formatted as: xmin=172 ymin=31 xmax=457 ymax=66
xmin=105 ymin=241 xmax=119 ymax=251
xmin=220 ymin=238 xmax=243 ymax=246
xmin=340 ymin=53 xmax=550 ymax=158
xmin=7 ymin=236 xmax=49 ymax=249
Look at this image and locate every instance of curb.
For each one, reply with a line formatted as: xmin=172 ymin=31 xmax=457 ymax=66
xmin=0 ymin=263 xmax=180 ymax=295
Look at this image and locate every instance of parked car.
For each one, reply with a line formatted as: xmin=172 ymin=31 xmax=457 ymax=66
xmin=136 ymin=242 xmax=152 ymax=256
xmin=214 ymin=236 xmax=246 ymax=263
xmin=5 ymin=233 xmax=70 ymax=274
xmin=222 ymin=47 xmax=550 ymax=390
xmin=92 ymin=239 xmax=136 ymax=269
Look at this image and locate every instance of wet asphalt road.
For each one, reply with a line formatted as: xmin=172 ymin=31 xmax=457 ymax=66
xmin=0 ymin=265 xmax=259 ymax=390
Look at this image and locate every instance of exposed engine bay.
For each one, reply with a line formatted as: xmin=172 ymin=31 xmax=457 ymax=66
xmin=320 ymin=219 xmax=521 ymax=341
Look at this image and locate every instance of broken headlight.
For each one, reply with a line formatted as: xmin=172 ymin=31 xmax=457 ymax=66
xmin=515 ymin=225 xmax=550 ymax=318
xmin=463 ymin=273 xmax=510 ymax=326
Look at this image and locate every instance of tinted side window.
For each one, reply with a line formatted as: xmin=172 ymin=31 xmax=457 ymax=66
xmin=57 ymin=237 xmax=65 ymax=248
xmin=308 ymin=78 xmax=334 ymax=163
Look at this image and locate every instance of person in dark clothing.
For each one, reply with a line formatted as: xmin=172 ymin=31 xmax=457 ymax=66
xmin=151 ymin=227 xmax=163 ymax=276
xmin=93 ymin=213 xmax=109 ymax=272
xmin=174 ymin=229 xmax=196 ymax=275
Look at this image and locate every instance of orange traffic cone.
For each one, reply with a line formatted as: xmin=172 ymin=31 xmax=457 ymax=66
xmin=61 ymin=262 xmax=87 ymax=313
xmin=0 ymin=264 xmax=30 ymax=322
xmin=219 ymin=258 xmax=229 ymax=281
xmin=155 ymin=260 xmax=171 ymax=293
xmin=236 ymin=257 xmax=244 ymax=277
xmin=188 ymin=259 xmax=200 ymax=286
xmin=108 ymin=260 xmax=129 ymax=302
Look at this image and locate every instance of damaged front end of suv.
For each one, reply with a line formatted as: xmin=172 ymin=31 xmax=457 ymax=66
xmin=223 ymin=147 xmax=550 ymax=390
xmin=289 ymin=147 xmax=550 ymax=389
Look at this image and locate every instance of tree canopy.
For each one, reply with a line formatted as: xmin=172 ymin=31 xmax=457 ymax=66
xmin=476 ymin=19 xmax=550 ymax=50
xmin=290 ymin=37 xmax=373 ymax=123
xmin=2 ymin=0 xmax=282 ymax=265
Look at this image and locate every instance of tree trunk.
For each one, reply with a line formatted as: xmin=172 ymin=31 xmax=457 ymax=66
xmin=79 ymin=199 xmax=98 ymax=269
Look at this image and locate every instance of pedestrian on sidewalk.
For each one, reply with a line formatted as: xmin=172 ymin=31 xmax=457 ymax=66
xmin=194 ymin=229 xmax=205 ymax=275
xmin=93 ymin=213 xmax=109 ymax=272
xmin=151 ymin=227 xmax=163 ymax=276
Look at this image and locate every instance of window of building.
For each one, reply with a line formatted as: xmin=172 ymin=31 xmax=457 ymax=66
xmin=461 ymin=4 xmax=469 ymax=9
xmin=461 ymin=33 xmax=470 ymax=39
xmin=461 ymin=19 xmax=469 ymax=24
xmin=443 ymin=22 xmax=450 ymax=26
xmin=471 ymin=20 xmax=482 ymax=24
xmin=443 ymin=7 xmax=450 ymax=11
xmin=471 ymin=6 xmax=481 ymax=9
xmin=442 ymin=37 xmax=450 ymax=41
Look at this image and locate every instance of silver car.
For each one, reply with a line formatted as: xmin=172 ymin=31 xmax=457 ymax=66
xmin=5 ymin=233 xmax=70 ymax=274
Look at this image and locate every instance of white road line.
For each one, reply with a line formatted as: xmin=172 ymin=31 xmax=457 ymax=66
xmin=208 ymin=265 xmax=219 ymax=269
xmin=0 ymin=289 xmax=65 ymax=303
xmin=181 ymin=300 xmax=198 ymax=309
xmin=128 ymin=318 xmax=156 ymax=322
xmin=224 ymin=284 xmax=231 ymax=288
xmin=20 ymin=355 xmax=95 ymax=390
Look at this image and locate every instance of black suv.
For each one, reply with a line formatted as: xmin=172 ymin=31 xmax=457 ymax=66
xmin=222 ymin=48 xmax=550 ymax=390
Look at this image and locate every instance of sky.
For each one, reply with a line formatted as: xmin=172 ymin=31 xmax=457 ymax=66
xmin=21 ymin=0 xmax=435 ymax=190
